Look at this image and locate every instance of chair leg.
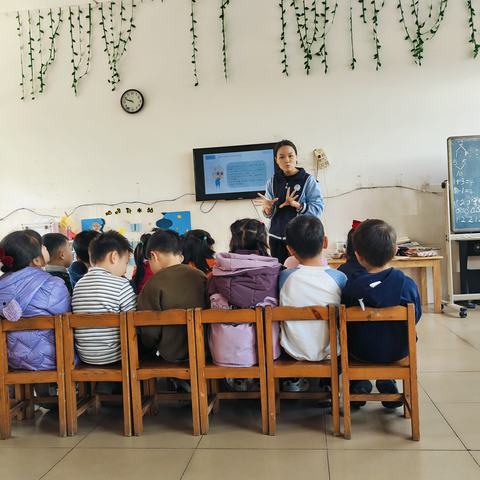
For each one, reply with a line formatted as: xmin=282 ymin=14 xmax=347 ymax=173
xmin=342 ymin=376 xmax=351 ymax=440
xmin=122 ymin=378 xmax=132 ymax=437
xmin=14 ymin=385 xmax=25 ymax=421
xmin=24 ymin=385 xmax=35 ymax=420
xmin=403 ymin=379 xmax=411 ymax=419
xmin=131 ymin=375 xmax=144 ymax=436
xmin=198 ymin=378 xmax=209 ymax=435
xmin=331 ymin=373 xmax=341 ymax=437
xmin=190 ymin=379 xmax=201 ymax=437
xmin=57 ymin=379 xmax=67 ymax=438
xmin=211 ymin=380 xmax=220 ymax=414
xmin=259 ymin=375 xmax=269 ymax=436
xmin=0 ymin=381 xmax=11 ymax=440
xmin=409 ymin=376 xmax=420 ymax=441
xmin=275 ymin=379 xmax=281 ymax=414
xmin=267 ymin=374 xmax=277 ymax=436
xmin=65 ymin=380 xmax=77 ymax=436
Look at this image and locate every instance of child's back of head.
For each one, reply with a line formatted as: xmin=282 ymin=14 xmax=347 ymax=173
xmin=229 ymin=218 xmax=269 ymax=255
xmin=43 ymin=233 xmax=72 ymax=268
xmin=353 ymin=219 xmax=397 ymax=271
xmin=182 ymin=229 xmax=216 ymax=275
xmin=73 ymin=230 xmax=101 ymax=266
xmin=0 ymin=230 xmax=45 ymax=274
xmin=285 ymin=215 xmax=326 ymax=262
xmin=89 ymin=230 xmax=133 ymax=277
xmin=145 ymin=229 xmax=184 ymax=273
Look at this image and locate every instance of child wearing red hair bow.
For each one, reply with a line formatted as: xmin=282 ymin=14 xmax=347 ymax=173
xmin=337 ymin=220 xmax=367 ymax=279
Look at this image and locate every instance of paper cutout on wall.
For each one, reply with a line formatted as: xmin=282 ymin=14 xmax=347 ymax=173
xmin=130 ymin=223 xmax=142 ymax=233
xmin=81 ymin=218 xmax=105 ymax=232
xmin=22 ymin=221 xmax=58 ymax=236
xmin=60 ymin=215 xmax=76 ymax=240
xmin=156 ymin=211 xmax=191 ymax=235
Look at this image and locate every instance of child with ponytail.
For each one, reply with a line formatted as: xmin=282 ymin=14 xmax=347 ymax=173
xmin=132 ymin=231 xmax=156 ymax=293
xmin=182 ymin=229 xmax=216 ymax=277
xmin=208 ymin=219 xmax=282 ymax=390
xmin=0 ymin=230 xmax=70 ymax=371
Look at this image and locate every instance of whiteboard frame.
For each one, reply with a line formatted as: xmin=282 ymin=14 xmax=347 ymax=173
xmin=447 ymin=135 xmax=480 ymax=233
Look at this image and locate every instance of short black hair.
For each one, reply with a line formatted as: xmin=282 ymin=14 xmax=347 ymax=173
xmin=229 ymin=219 xmax=269 ymax=256
xmin=73 ymin=230 xmax=101 ymax=263
xmin=146 ymin=230 xmax=182 ymax=257
xmin=0 ymin=230 xmax=42 ymax=273
xmin=89 ymin=230 xmax=133 ymax=264
xmin=353 ymin=219 xmax=397 ymax=268
xmin=285 ymin=215 xmax=325 ymax=259
xmin=43 ymin=233 xmax=69 ymax=257
xmin=274 ymin=139 xmax=298 ymax=158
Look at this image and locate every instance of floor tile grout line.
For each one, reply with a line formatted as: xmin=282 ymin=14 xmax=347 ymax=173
xmin=467 ymin=450 xmax=480 ymax=468
xmin=37 ymin=445 xmax=77 ymax=480
xmin=419 ymin=382 xmax=471 ymax=451
xmin=179 ymin=449 xmax=197 ymax=480
xmin=438 ymin=319 xmax=480 ymax=353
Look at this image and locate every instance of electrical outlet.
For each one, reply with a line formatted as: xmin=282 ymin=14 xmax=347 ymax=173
xmin=313 ymin=148 xmax=330 ymax=169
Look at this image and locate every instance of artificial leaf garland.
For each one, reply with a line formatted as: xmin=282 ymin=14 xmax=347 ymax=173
xmin=315 ymin=0 xmax=338 ymax=74
xmin=219 ymin=0 xmax=232 ymax=80
xmin=466 ymin=0 xmax=480 ymax=58
xmin=291 ymin=0 xmax=320 ymax=75
xmin=100 ymin=1 xmax=137 ymax=91
xmin=349 ymin=0 xmax=357 ymax=69
xmin=397 ymin=0 xmax=449 ymax=65
xmin=68 ymin=4 xmax=92 ymax=95
xmin=279 ymin=0 xmax=289 ymax=75
xmin=357 ymin=0 xmax=386 ymax=70
xmin=16 ymin=8 xmax=62 ymax=100
xmin=190 ymin=0 xmax=200 ymax=86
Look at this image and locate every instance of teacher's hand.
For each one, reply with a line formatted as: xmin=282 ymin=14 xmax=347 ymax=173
xmin=279 ymin=187 xmax=301 ymax=210
xmin=254 ymin=193 xmax=278 ymax=216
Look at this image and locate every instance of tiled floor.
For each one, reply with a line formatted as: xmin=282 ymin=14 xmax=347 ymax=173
xmin=3 ymin=309 xmax=480 ymax=479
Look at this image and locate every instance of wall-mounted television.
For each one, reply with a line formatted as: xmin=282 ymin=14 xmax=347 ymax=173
xmin=193 ymin=142 xmax=276 ymax=201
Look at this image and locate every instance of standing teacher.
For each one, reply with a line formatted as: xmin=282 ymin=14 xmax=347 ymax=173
xmin=255 ymin=139 xmax=325 ymax=264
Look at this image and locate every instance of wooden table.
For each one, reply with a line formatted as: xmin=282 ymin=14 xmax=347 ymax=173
xmin=328 ymin=256 xmax=443 ymax=314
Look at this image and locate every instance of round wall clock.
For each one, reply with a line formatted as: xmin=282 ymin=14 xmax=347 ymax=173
xmin=120 ymin=89 xmax=144 ymax=114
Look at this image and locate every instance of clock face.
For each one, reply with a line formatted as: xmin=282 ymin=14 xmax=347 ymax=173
xmin=121 ymin=89 xmax=144 ymax=114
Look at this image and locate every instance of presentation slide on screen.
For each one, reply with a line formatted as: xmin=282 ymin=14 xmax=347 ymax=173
xmin=203 ymin=149 xmax=275 ymax=195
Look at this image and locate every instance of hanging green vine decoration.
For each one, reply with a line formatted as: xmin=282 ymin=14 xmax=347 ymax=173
xmin=16 ymin=13 xmax=26 ymax=100
xmin=397 ymin=0 xmax=449 ymax=65
xmin=291 ymin=0 xmax=320 ymax=75
xmin=68 ymin=5 xmax=92 ymax=95
xmin=315 ymin=0 xmax=338 ymax=74
xmin=219 ymin=0 xmax=232 ymax=80
xmin=190 ymin=0 xmax=200 ymax=86
xmin=27 ymin=11 xmax=36 ymax=100
xmin=279 ymin=0 xmax=289 ymax=75
xmin=16 ymin=8 xmax=62 ymax=101
xmin=349 ymin=0 xmax=357 ymax=70
xmin=100 ymin=1 xmax=137 ymax=91
xmin=467 ymin=0 xmax=480 ymax=58
xmin=359 ymin=0 xmax=367 ymax=22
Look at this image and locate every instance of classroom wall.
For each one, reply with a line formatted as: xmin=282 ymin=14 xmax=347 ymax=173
xmin=0 ymin=0 xmax=478 ymax=293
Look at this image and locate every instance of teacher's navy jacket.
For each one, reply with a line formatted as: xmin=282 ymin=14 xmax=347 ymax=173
xmin=265 ymin=168 xmax=324 ymax=240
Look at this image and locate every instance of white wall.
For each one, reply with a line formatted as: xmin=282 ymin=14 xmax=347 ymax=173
xmin=0 ymin=0 xmax=477 ymax=263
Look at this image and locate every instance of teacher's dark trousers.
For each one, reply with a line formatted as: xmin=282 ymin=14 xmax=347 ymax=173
xmin=269 ymin=237 xmax=290 ymax=265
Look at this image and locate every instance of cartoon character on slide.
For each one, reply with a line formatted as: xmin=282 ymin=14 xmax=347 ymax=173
xmin=212 ymin=167 xmax=224 ymax=189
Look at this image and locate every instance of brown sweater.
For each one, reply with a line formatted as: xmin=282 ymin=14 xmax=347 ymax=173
xmin=137 ymin=264 xmax=208 ymax=362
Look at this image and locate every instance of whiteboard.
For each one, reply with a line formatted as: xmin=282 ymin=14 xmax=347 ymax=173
xmin=448 ymin=136 xmax=480 ymax=233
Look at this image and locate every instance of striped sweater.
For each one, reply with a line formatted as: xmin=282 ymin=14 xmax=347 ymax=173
xmin=71 ymin=267 xmax=136 ymax=365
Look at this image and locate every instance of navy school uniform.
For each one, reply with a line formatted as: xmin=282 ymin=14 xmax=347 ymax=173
xmin=337 ymin=256 xmax=367 ymax=280
xmin=341 ymin=268 xmax=421 ymax=363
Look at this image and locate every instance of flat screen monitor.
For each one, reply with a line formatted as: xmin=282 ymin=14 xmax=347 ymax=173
xmin=193 ymin=142 xmax=276 ymax=201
